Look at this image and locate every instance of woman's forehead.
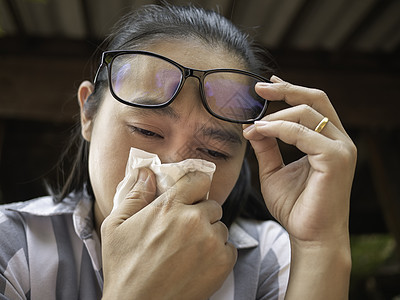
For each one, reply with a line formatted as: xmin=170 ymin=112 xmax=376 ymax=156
xmin=139 ymin=39 xmax=248 ymax=71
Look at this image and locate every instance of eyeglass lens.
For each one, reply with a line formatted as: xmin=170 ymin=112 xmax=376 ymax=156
xmin=110 ymin=53 xmax=266 ymax=122
xmin=203 ymin=72 xmax=265 ymax=122
xmin=111 ymin=54 xmax=182 ymax=106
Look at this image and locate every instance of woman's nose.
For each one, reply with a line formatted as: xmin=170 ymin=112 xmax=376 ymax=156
xmin=158 ymin=141 xmax=196 ymax=164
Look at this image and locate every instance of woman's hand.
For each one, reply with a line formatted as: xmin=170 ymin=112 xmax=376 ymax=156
xmin=243 ymin=76 xmax=357 ymax=299
xmin=101 ymin=168 xmax=236 ymax=300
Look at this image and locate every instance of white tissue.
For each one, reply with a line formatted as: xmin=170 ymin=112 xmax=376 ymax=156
xmin=113 ymin=148 xmax=216 ymax=209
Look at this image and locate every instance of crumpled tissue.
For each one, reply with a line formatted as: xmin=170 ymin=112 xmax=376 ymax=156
xmin=113 ymin=147 xmax=216 ymax=209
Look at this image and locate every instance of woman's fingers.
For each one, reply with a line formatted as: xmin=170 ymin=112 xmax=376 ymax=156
xmin=195 ymin=199 xmax=223 ymax=224
xmin=211 ymin=220 xmax=231 ymax=245
xmin=155 ymin=171 xmax=212 ymax=206
xmin=243 ymin=126 xmax=285 ymax=178
xmin=261 ymin=104 xmax=345 ymax=141
xmin=254 ymin=120 xmax=334 ymax=156
xmin=248 ymin=119 xmax=355 ymax=175
xmin=256 ymin=76 xmax=347 ymax=135
xmin=108 ymin=168 xmax=157 ymax=224
xmin=243 ymin=99 xmax=354 ymax=179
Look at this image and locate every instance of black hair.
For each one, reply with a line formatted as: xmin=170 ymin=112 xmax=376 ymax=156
xmin=51 ymin=3 xmax=273 ymax=227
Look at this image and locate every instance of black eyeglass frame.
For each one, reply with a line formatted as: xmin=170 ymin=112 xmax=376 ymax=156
xmin=94 ymin=50 xmax=271 ymax=124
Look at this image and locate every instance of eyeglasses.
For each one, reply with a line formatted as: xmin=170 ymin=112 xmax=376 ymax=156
xmin=94 ymin=50 xmax=270 ymax=124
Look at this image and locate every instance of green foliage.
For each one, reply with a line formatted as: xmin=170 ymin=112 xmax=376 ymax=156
xmin=351 ymin=234 xmax=395 ymax=279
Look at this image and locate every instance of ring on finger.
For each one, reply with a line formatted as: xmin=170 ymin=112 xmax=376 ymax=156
xmin=314 ymin=117 xmax=329 ymax=133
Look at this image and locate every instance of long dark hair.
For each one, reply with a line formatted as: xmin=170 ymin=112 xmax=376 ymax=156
xmin=51 ymin=3 xmax=273 ymax=227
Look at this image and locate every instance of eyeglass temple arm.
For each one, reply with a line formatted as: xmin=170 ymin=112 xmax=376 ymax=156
xmin=93 ymin=62 xmax=106 ymax=84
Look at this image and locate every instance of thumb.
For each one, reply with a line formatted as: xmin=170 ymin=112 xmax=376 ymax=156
xmin=154 ymin=171 xmax=212 ymax=206
xmin=113 ymin=167 xmax=157 ymax=220
xmin=243 ymin=125 xmax=284 ymax=181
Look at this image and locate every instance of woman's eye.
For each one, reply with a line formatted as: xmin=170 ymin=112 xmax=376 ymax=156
xmin=199 ymin=148 xmax=228 ymax=160
xmin=130 ymin=126 xmax=163 ymax=139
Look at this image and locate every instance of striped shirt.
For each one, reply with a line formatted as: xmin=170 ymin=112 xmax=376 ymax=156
xmin=0 ymin=195 xmax=290 ymax=299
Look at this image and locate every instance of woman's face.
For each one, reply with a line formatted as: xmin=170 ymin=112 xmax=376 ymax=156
xmin=79 ymin=40 xmax=248 ymax=228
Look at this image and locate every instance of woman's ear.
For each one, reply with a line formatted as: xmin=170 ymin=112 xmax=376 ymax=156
xmin=78 ymin=81 xmax=95 ymax=141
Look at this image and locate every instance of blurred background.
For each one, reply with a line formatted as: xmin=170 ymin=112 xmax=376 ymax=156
xmin=0 ymin=0 xmax=399 ymax=298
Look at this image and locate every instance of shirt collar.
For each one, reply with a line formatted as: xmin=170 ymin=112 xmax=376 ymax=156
xmin=7 ymin=195 xmax=102 ymax=272
xmin=6 ymin=195 xmax=79 ymax=216
xmin=7 ymin=195 xmax=95 ymax=240
xmin=229 ymin=220 xmax=259 ymax=249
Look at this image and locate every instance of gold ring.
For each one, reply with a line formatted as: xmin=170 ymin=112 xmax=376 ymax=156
xmin=314 ymin=117 xmax=329 ymax=133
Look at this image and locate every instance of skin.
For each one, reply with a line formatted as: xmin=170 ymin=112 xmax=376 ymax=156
xmin=244 ymin=78 xmax=356 ymax=299
xmin=79 ymin=41 xmax=247 ymax=299
xmin=78 ymin=40 xmax=356 ymax=300
xmin=80 ymin=41 xmax=248 ymax=227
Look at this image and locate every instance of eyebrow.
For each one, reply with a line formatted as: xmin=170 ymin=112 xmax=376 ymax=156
xmin=197 ymin=125 xmax=243 ymax=146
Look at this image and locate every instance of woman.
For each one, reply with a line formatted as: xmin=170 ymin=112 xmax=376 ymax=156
xmin=0 ymin=4 xmax=356 ymax=299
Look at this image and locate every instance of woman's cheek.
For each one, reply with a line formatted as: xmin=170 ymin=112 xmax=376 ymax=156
xmin=88 ymin=127 xmax=134 ymax=217
xmin=209 ymin=164 xmax=241 ymax=205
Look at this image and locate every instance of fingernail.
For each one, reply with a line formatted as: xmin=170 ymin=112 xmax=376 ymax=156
xmin=270 ymin=75 xmax=284 ymax=83
xmin=138 ymin=168 xmax=150 ymax=183
xmin=256 ymin=82 xmax=273 ymax=88
xmin=254 ymin=120 xmax=270 ymax=126
xmin=137 ymin=168 xmax=156 ymax=191
xmin=243 ymin=124 xmax=255 ymax=133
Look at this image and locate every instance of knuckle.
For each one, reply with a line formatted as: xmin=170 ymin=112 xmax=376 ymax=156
xmin=202 ymin=234 xmax=219 ymax=253
xmin=344 ymin=140 xmax=357 ymax=160
xmin=298 ymin=104 xmax=314 ymax=115
xmin=282 ymin=81 xmax=292 ymax=91
xmin=276 ymin=120 xmax=296 ymax=139
xmin=216 ymin=203 xmax=223 ymax=220
xmin=100 ymin=216 xmax=114 ymax=238
xmin=184 ymin=208 xmax=203 ymax=228
xmin=350 ymin=142 xmax=358 ymax=159
xmin=203 ymin=225 xmax=227 ymax=254
xmin=155 ymin=187 xmax=177 ymax=209
xmin=125 ymin=189 xmax=143 ymax=201
xmin=218 ymin=244 xmax=237 ymax=270
xmin=345 ymin=142 xmax=358 ymax=164
xmin=312 ymin=88 xmax=329 ymax=102
xmin=334 ymin=140 xmax=358 ymax=165
xmin=175 ymin=171 xmax=211 ymax=197
xmin=209 ymin=199 xmax=222 ymax=214
xmin=288 ymin=121 xmax=308 ymax=136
